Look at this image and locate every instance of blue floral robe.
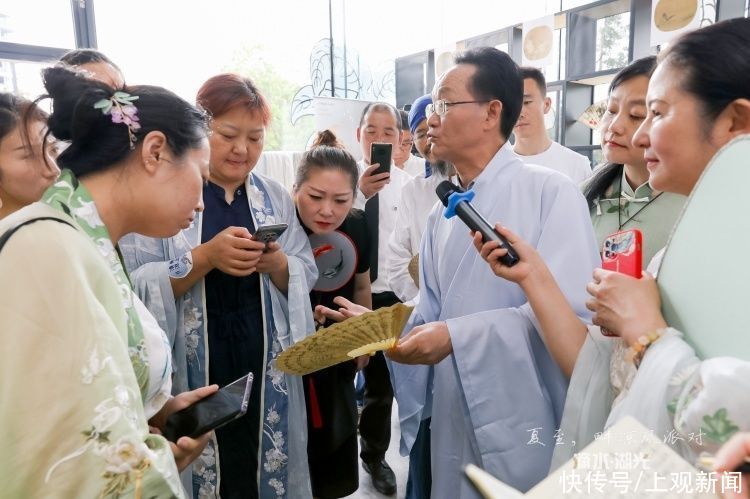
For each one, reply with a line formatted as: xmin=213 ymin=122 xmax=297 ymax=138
xmin=120 ymin=172 xmax=316 ymax=498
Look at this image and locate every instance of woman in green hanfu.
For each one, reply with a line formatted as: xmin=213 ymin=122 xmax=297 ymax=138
xmin=0 ymin=66 xmax=215 ymax=498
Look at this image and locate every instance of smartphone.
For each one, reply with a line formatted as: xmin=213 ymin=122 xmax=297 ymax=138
xmin=602 ymin=229 xmax=643 ymax=278
xmin=370 ymin=143 xmax=392 ymax=176
xmin=252 ymin=223 xmax=288 ymax=244
xmin=163 ymin=373 xmax=253 ymax=441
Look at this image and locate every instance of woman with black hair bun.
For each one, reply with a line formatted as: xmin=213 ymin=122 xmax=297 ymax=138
xmin=584 ymin=56 xmax=686 ymax=266
xmin=294 ymin=129 xmax=371 ymax=498
xmin=0 ymin=66 xmax=214 ymax=497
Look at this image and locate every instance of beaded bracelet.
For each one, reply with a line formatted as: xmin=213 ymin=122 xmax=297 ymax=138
xmin=626 ymin=328 xmax=666 ymax=368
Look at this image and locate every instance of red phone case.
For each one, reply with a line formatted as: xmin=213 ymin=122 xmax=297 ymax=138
xmin=601 ymin=229 xmax=643 ymax=278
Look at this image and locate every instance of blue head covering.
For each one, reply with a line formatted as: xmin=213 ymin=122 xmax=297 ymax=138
xmin=408 ymin=94 xmax=433 ymax=177
xmin=408 ymin=94 xmax=432 ymax=134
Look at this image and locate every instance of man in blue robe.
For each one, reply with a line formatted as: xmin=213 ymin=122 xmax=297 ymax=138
xmin=386 ymin=47 xmax=600 ymax=497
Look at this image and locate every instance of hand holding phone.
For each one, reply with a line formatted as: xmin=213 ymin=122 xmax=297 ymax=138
xmin=252 ymin=223 xmax=288 ymax=245
xmin=602 ymin=229 xmax=643 ymax=278
xmin=370 ymin=143 xmax=392 ymax=176
xmin=204 ymin=226 xmax=264 ymax=277
xmin=163 ymin=373 xmax=253 ymax=442
xmin=359 ymin=163 xmax=391 ymax=199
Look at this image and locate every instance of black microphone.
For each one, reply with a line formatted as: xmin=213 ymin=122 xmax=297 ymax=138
xmin=436 ymin=180 xmax=519 ymax=267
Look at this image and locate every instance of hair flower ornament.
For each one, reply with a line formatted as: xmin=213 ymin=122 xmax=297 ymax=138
xmin=94 ymin=91 xmax=141 ymax=149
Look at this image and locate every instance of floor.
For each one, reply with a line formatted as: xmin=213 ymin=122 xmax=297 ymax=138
xmin=343 ymin=403 xmax=409 ymax=499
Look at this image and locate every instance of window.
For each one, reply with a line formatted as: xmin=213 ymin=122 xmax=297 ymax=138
xmin=567 ymin=0 xmax=631 ymax=78
xmin=541 ymin=27 xmax=566 ymax=82
xmin=0 ymin=58 xmax=48 ymax=98
xmin=0 ymin=3 xmax=76 ymax=48
xmin=595 ymin=12 xmax=629 ymax=72
xmin=0 ymin=2 xmax=93 ymax=97
xmin=591 ymin=81 xmax=611 ymax=146
xmin=546 ymin=87 xmax=562 ymax=141
xmin=96 ymin=0 xmax=329 ymax=151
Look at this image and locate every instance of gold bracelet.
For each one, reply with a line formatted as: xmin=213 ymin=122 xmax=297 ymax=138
xmin=626 ymin=329 xmax=666 ymax=368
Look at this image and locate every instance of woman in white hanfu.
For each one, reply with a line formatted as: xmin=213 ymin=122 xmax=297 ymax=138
xmin=474 ymin=18 xmax=750 ymax=470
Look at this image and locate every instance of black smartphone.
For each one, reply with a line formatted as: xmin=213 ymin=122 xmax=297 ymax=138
xmin=370 ymin=143 xmax=392 ymax=176
xmin=163 ymin=373 xmax=253 ymax=441
xmin=252 ymin=223 xmax=288 ymax=244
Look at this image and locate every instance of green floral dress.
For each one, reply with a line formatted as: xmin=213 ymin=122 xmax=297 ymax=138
xmin=0 ymin=170 xmax=184 ymax=498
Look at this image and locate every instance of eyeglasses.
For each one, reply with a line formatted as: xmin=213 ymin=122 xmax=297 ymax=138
xmin=426 ymin=99 xmax=493 ymax=117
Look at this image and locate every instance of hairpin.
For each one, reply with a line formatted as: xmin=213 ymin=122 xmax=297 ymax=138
xmin=94 ymin=91 xmax=141 ymax=149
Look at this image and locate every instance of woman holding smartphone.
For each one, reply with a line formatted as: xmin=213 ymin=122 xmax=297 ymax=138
xmin=293 ymin=130 xmax=371 ymax=498
xmin=121 ymin=74 xmax=316 ymax=499
xmin=583 ymin=56 xmax=685 ymax=266
xmin=474 ymin=18 xmax=750 ymax=468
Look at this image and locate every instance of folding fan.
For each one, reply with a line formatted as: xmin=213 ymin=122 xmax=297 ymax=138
xmin=276 ymin=303 xmax=414 ymax=376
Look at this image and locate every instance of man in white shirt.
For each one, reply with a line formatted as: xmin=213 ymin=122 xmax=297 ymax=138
xmin=394 ymin=109 xmax=427 ymax=177
xmin=354 ymin=102 xmax=411 ymax=496
xmin=513 ymin=67 xmax=592 ymax=184
xmin=387 ymin=95 xmax=453 ymax=305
